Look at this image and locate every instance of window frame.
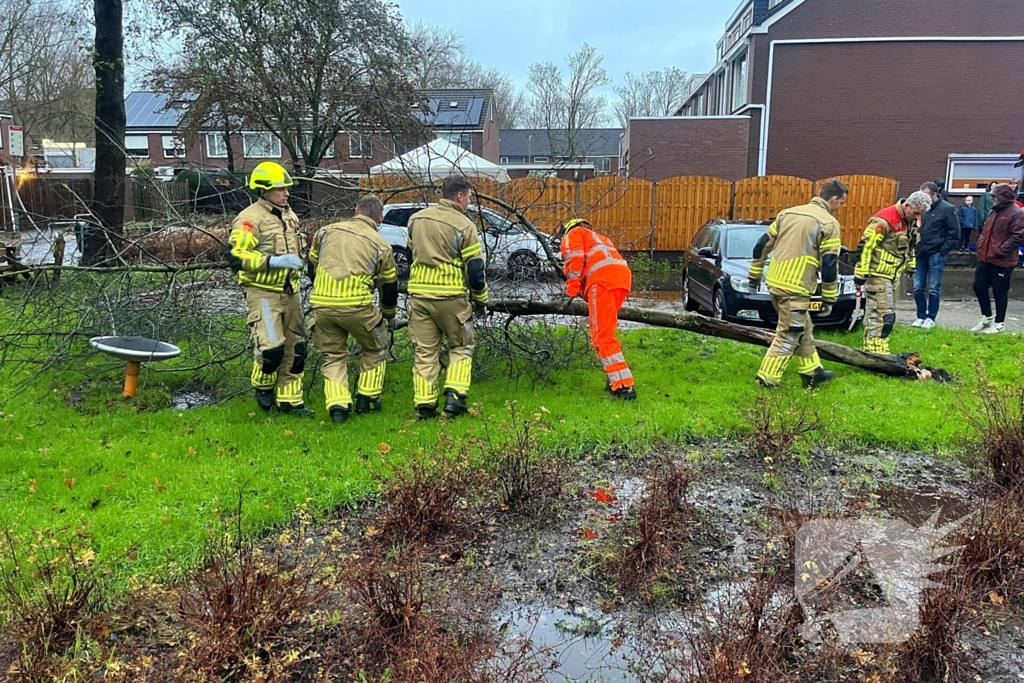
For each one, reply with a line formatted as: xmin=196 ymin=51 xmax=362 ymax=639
xmin=349 ymin=133 xmax=372 ymax=158
xmin=205 ymin=133 xmax=229 ymax=159
xmin=242 ymin=132 xmax=281 ymax=159
xmin=161 ymin=135 xmax=186 ymax=159
xmin=124 ymin=134 xmax=150 ymax=158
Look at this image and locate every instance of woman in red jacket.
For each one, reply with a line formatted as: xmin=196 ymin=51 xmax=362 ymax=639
xmin=971 ymin=184 xmax=1024 ymax=334
xmin=557 ymin=218 xmax=636 ymax=400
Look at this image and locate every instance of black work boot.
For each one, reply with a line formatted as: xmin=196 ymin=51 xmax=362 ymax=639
xmin=801 ymin=368 xmax=836 ymax=390
xmin=756 ymin=378 xmax=778 ymax=390
xmin=277 ymin=402 xmax=315 ymax=417
xmin=612 ymin=386 xmax=638 ymax=401
xmin=443 ymin=389 xmax=468 ymax=417
xmin=416 ymin=404 xmax=438 ymax=420
xmin=355 ymin=393 xmax=382 ymax=414
xmin=255 ymin=388 xmax=275 ymax=411
xmin=329 ymin=406 xmax=350 ymax=424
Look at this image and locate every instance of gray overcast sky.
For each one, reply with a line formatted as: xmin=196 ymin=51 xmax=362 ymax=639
xmin=394 ymin=0 xmax=734 ymax=91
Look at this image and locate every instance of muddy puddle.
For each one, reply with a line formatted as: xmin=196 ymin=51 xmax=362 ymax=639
xmin=171 ymin=390 xmax=217 ymax=410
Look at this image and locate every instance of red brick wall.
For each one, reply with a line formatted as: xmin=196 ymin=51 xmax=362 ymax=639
xmin=765 ymin=40 xmax=1024 ymax=191
xmin=623 ymin=118 xmax=750 ymax=182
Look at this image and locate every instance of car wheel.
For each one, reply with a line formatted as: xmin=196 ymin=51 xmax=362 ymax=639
xmin=393 ymin=247 xmax=411 ymax=280
xmin=682 ymin=274 xmax=700 ymax=312
xmin=712 ymin=287 xmax=728 ymax=321
xmin=507 ymin=250 xmax=541 ymax=281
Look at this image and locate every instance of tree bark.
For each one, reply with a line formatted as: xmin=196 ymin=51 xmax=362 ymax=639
xmin=486 ymin=298 xmax=919 ymax=378
xmin=85 ymin=0 xmax=125 ymax=266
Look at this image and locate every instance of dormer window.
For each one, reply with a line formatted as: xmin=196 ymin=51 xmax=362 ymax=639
xmin=449 ymin=101 xmax=459 ymax=108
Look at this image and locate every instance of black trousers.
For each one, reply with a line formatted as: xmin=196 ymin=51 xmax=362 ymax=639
xmin=974 ymin=262 xmax=1015 ymax=323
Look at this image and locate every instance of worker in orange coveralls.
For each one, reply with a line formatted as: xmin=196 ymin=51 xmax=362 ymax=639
xmin=557 ymin=218 xmax=636 ymax=400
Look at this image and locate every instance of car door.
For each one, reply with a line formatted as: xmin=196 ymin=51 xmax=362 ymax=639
xmin=693 ymin=225 xmax=722 ymax=303
xmin=379 ymin=208 xmax=417 ymax=248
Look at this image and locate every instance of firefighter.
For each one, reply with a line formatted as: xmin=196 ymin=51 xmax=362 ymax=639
xmin=748 ymin=179 xmax=848 ymax=389
xmin=227 ymin=161 xmax=313 ymax=416
xmin=557 ymin=218 xmax=636 ymax=400
xmin=307 ymin=194 xmax=398 ymax=424
xmin=407 ymin=176 xmax=488 ymax=420
xmin=854 ymin=191 xmax=933 ymax=354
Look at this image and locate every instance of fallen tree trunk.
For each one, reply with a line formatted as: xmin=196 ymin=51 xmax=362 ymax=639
xmin=485 ymin=297 xmax=918 ymax=379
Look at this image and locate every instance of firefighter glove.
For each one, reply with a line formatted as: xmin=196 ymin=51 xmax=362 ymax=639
xmin=385 ymin=315 xmax=398 ymax=332
xmin=747 ymin=278 xmax=760 ymax=293
xmin=853 ymin=275 xmax=867 ymax=287
xmin=268 ymin=254 xmax=303 ymax=271
xmin=472 ymin=301 xmax=488 ymax=320
xmin=819 ymin=303 xmax=833 ymax=317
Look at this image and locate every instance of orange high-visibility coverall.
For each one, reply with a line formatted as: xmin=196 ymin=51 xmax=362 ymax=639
xmin=561 ymin=226 xmax=634 ymax=391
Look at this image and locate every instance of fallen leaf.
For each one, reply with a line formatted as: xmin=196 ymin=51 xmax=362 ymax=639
xmin=63 ymin=478 xmax=74 ymax=490
xmin=581 ymin=527 xmax=598 ymax=540
xmin=283 ymin=429 xmax=294 ymax=437
xmin=590 ymin=487 xmax=617 ymax=505
xmin=153 ymin=477 xmax=167 ymax=494
xmin=366 ymin=525 xmax=382 ymax=537
xmin=28 ymin=479 xmax=37 ymax=493
xmin=77 ymin=549 xmax=96 ymax=565
xmin=989 ymin=590 xmax=1005 ymax=606
xmin=186 ymin=447 xmax=197 ymax=457
xmin=852 ymin=650 xmax=875 ymax=665
xmin=377 ymin=442 xmax=392 ymax=455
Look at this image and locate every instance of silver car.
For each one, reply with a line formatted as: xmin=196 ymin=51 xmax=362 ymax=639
xmin=378 ymin=203 xmax=559 ymax=281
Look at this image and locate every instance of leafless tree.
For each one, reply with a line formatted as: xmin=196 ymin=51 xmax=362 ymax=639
xmin=612 ymin=67 xmax=688 ymax=128
xmin=525 ymin=44 xmax=610 ymax=159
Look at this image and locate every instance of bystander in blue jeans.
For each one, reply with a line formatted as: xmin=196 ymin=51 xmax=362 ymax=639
xmin=913 ymin=252 xmax=947 ymax=321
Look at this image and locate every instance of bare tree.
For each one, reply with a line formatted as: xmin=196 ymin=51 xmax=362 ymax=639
xmin=525 ymin=43 xmax=610 ymax=159
xmin=612 ymin=67 xmax=688 ymax=128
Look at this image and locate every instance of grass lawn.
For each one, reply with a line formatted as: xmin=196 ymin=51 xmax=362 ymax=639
xmin=0 ymin=322 xmax=1013 ymax=587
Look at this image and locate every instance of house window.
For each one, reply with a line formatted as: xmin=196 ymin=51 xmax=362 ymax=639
xmin=718 ymin=72 xmax=728 ymax=114
xmin=161 ymin=135 xmax=185 ymax=158
xmin=533 ymin=156 xmax=549 ymax=163
xmin=394 ymin=137 xmax=411 ymax=156
xmin=349 ymin=133 xmax=372 ymax=158
xmin=302 ymin=133 xmax=333 ymax=158
xmin=697 ymin=93 xmax=705 ymax=115
xmin=206 ymin=133 xmax=229 ymax=158
xmin=437 ymin=132 xmax=472 ymax=152
xmin=733 ymin=54 xmax=748 ymax=109
xmin=243 ymin=132 xmax=281 ymax=158
xmin=124 ymin=135 xmax=149 ymax=157
xmin=587 ymin=157 xmax=611 ymax=173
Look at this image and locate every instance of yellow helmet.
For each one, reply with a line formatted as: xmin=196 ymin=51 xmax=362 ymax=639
xmin=562 ymin=217 xmax=591 ymax=232
xmin=249 ymin=161 xmax=294 ymax=192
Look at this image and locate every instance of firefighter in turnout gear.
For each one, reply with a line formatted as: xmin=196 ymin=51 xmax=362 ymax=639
xmin=307 ymin=195 xmax=398 ymax=424
xmin=228 ymin=161 xmax=313 ymax=416
xmin=557 ymin=218 xmax=636 ymax=400
xmin=407 ymin=176 xmax=488 ymax=420
xmin=854 ymin=191 xmax=933 ymax=354
xmin=748 ymin=179 xmax=848 ymax=389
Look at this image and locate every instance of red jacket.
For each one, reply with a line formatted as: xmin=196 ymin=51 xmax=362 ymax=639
xmin=977 ymin=202 xmax=1024 ymax=268
xmin=560 ymin=226 xmax=631 ymax=297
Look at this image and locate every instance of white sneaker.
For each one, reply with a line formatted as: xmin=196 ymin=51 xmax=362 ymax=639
xmin=912 ymin=318 xmax=925 ymax=328
xmin=971 ymin=316 xmax=995 ymax=333
xmin=921 ymin=318 xmax=936 ymax=330
xmin=983 ymin=322 xmax=1005 ymax=335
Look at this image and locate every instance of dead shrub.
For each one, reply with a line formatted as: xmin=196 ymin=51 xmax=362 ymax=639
xmin=746 ymin=391 xmax=824 ymax=463
xmin=0 ymin=526 xmax=103 ymax=681
xmin=176 ymin=513 xmax=335 ymax=681
xmin=479 ymin=401 xmax=566 ymax=514
xmin=955 ymin=491 xmax=1024 ymax=600
xmin=378 ymin=451 xmax=477 ymax=545
xmin=598 ymin=462 xmax=693 ymax=597
xmin=958 ymin=362 xmax=1024 ymax=489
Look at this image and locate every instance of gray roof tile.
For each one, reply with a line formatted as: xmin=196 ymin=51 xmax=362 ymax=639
xmin=499 ymin=129 xmax=622 ymax=157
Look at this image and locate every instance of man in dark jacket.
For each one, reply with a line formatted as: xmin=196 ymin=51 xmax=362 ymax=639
xmin=957 ymin=196 xmax=978 ymax=251
xmin=971 ymin=184 xmax=1024 ymax=334
xmin=912 ymin=182 xmax=960 ymax=328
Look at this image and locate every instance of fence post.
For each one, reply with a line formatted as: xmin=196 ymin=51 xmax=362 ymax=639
xmin=574 ymin=178 xmax=581 ymax=216
xmin=649 ymin=182 xmax=657 ymax=260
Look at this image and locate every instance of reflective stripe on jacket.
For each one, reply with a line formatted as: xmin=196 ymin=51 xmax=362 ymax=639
xmin=308 ymin=214 xmax=398 ymax=312
xmin=228 ymin=198 xmax=302 ymax=292
xmin=748 ymin=197 xmax=842 ymax=299
xmin=407 ymin=199 xmax=488 ymax=302
xmin=560 ymin=226 xmax=631 ymax=297
xmin=855 ymin=202 xmax=917 ymax=281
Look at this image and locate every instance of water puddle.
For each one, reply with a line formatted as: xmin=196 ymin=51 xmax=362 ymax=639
xmin=866 ymin=484 xmax=970 ymax=525
xmin=171 ymin=390 xmax=216 ymax=410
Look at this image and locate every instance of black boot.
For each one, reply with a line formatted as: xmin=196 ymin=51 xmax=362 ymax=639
xmin=329 ymin=406 xmax=349 ymax=424
xmin=611 ymin=386 xmax=637 ymax=401
xmin=255 ymin=388 xmax=275 ymax=411
xmin=355 ymin=393 xmax=382 ymax=414
xmin=443 ymin=389 xmax=468 ymax=417
xmin=416 ymin=404 xmax=438 ymax=420
xmin=277 ymin=402 xmax=315 ymax=417
xmin=801 ymin=368 xmax=836 ymax=389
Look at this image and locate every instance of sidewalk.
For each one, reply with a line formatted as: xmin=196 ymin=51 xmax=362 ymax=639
xmin=894 ymin=299 xmax=1023 ymax=332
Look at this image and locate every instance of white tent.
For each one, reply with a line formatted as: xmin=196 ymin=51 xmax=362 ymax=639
xmin=368 ymin=138 xmax=510 ymax=183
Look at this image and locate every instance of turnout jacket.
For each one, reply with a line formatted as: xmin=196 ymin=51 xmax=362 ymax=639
xmin=748 ymin=197 xmax=843 ymax=301
xmin=407 ymin=199 xmax=488 ymax=303
xmin=307 ymin=214 xmax=398 ymax=315
xmin=560 ymin=226 xmax=631 ymax=297
xmin=855 ymin=202 xmax=917 ymax=281
xmin=228 ymin=198 xmax=303 ymax=292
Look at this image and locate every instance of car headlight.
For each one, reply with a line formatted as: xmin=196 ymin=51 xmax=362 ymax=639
xmin=730 ymin=275 xmax=751 ymax=293
xmin=841 ymin=279 xmax=856 ymax=295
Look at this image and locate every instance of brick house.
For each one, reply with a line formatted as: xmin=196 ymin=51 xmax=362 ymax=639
xmin=670 ymin=0 xmax=1024 ymax=192
xmin=123 ymin=87 xmax=500 ymax=175
xmin=498 ymin=128 xmax=622 ymax=179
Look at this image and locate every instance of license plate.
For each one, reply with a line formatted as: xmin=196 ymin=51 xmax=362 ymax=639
xmin=808 ymin=301 xmax=824 ymax=312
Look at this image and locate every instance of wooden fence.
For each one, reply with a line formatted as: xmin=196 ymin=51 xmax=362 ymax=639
xmin=132 ymin=179 xmax=192 ymax=221
xmin=304 ymin=172 xmax=901 ymax=252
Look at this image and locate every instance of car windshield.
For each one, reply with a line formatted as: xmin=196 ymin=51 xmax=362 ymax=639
xmin=724 ymin=226 xmax=768 ymax=259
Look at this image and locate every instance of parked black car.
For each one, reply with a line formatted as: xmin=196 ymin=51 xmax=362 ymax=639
xmin=682 ymin=219 xmax=858 ymax=328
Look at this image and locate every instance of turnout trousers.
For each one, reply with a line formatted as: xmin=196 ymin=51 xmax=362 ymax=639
xmin=587 ymin=283 xmax=634 ymax=391
xmin=312 ymin=304 xmax=389 ymax=410
xmin=244 ymin=288 xmax=307 ymax=405
xmin=409 ymin=296 xmax=475 ymax=407
xmin=756 ymin=291 xmax=822 ymax=386
xmin=863 ymin=276 xmax=896 ymax=354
